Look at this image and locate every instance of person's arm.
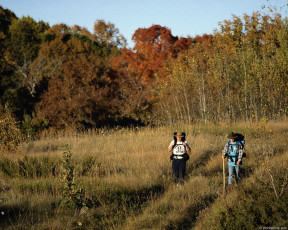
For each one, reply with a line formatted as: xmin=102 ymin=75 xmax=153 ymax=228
xmin=168 ymin=141 xmax=174 ymax=152
xmin=183 ymin=141 xmax=191 ymax=153
xmin=222 ymin=143 xmax=228 ymax=159
xmin=237 ymin=143 xmax=243 ymax=165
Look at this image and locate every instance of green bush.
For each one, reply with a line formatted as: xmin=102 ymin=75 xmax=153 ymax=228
xmin=61 ymin=148 xmax=93 ymax=209
xmin=0 ymin=158 xmax=19 ymax=177
xmin=21 ymin=113 xmax=49 ymax=138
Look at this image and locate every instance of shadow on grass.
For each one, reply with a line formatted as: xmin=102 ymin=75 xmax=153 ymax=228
xmin=164 ymin=193 xmax=217 ymax=230
xmin=0 ymin=201 xmax=60 ymax=228
xmin=90 ymin=183 xmax=166 ymax=229
xmin=186 ymin=149 xmax=219 ymax=176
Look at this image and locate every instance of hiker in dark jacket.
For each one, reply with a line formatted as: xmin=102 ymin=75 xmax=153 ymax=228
xmin=222 ymin=132 xmax=244 ymax=187
xmin=168 ymin=132 xmax=191 ymax=186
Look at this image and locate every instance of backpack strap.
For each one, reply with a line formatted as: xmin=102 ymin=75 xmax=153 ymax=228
xmin=227 ymin=141 xmax=239 ymax=158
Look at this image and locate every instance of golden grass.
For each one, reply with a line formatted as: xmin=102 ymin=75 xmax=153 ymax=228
xmin=0 ymin=120 xmax=287 ymax=229
xmin=124 ymin=175 xmax=217 ymax=230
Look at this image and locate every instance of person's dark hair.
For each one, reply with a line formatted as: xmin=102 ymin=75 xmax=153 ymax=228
xmin=182 ymin=135 xmax=186 ymax=142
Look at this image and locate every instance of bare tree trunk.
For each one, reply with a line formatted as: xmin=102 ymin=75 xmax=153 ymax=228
xmin=201 ymin=75 xmax=207 ymax=123
xmin=198 ymin=80 xmax=204 ymax=122
xmin=242 ymin=54 xmax=248 ymax=122
xmin=163 ymin=100 xmax=173 ymax=124
xmin=16 ymin=57 xmax=61 ymax=97
xmin=181 ymin=80 xmax=192 ymax=125
xmin=173 ymin=95 xmax=180 ymax=123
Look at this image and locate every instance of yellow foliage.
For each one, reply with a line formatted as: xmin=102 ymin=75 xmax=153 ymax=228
xmin=0 ymin=105 xmax=23 ymax=153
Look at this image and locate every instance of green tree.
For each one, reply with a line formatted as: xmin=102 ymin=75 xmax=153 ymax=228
xmin=6 ymin=16 xmax=49 ymax=97
xmin=0 ymin=6 xmax=17 ymax=102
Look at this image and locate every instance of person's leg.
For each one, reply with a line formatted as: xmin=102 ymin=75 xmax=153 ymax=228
xmin=178 ymin=159 xmax=186 ymax=185
xmin=235 ymin=165 xmax=240 ymax=184
xmin=228 ymin=165 xmax=234 ymax=185
xmin=172 ymin=159 xmax=179 ymax=184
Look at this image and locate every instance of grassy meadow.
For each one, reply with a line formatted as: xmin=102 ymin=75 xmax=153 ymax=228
xmin=0 ymin=120 xmax=287 ymax=229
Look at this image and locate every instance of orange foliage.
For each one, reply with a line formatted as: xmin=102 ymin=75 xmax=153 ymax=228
xmin=35 ymin=24 xmax=118 ymax=129
xmin=104 ymin=25 xmax=192 ymax=120
xmin=110 ymin=25 xmax=192 ymax=84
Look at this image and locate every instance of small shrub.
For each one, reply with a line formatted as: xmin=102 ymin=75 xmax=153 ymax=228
xmin=0 ymin=105 xmax=23 ymax=153
xmin=61 ymin=146 xmax=93 ymax=209
xmin=21 ymin=113 xmax=49 ymax=139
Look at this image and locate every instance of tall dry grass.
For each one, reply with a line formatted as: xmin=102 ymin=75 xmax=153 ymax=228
xmin=0 ymin=120 xmax=287 ymax=229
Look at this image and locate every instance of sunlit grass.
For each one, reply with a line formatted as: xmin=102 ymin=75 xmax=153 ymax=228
xmin=0 ymin=120 xmax=287 ymax=229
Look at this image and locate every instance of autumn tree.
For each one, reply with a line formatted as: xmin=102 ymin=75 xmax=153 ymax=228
xmin=107 ymin=25 xmax=192 ymax=123
xmin=35 ymin=22 xmax=123 ymax=129
xmin=106 ymin=49 xmax=154 ymax=122
xmin=131 ymin=25 xmax=191 ymax=82
xmin=156 ymin=34 xmax=213 ymax=124
xmin=156 ymin=12 xmax=288 ymax=124
xmin=93 ymin=19 xmax=126 ymax=48
xmin=36 ymin=58 xmax=111 ymax=129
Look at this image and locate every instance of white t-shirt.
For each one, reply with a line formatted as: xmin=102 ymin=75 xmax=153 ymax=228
xmin=169 ymin=141 xmax=190 ymax=155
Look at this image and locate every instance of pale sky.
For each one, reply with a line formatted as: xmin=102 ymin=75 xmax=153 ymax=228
xmin=1 ymin=0 xmax=286 ymax=47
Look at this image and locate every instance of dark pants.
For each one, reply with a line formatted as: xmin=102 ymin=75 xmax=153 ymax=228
xmin=172 ymin=158 xmax=186 ymax=185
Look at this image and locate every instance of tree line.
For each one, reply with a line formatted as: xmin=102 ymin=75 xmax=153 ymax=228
xmin=0 ymin=5 xmax=288 ymax=136
xmin=158 ymin=13 xmax=288 ymax=124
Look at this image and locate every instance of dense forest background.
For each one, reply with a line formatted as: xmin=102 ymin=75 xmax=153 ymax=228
xmin=1 ymin=5 xmax=288 ymax=136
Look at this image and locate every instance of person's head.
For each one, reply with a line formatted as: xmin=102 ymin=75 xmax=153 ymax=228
xmin=174 ymin=132 xmax=186 ymax=142
xmin=227 ymin=132 xmax=238 ymax=143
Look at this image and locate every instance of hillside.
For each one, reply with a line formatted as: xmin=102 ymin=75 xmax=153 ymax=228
xmin=0 ymin=120 xmax=287 ymax=229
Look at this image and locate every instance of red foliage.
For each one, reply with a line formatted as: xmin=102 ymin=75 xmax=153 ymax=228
xmin=111 ymin=25 xmax=192 ymax=84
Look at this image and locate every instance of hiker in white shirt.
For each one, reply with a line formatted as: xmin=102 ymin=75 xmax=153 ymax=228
xmin=168 ymin=132 xmax=191 ymax=186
